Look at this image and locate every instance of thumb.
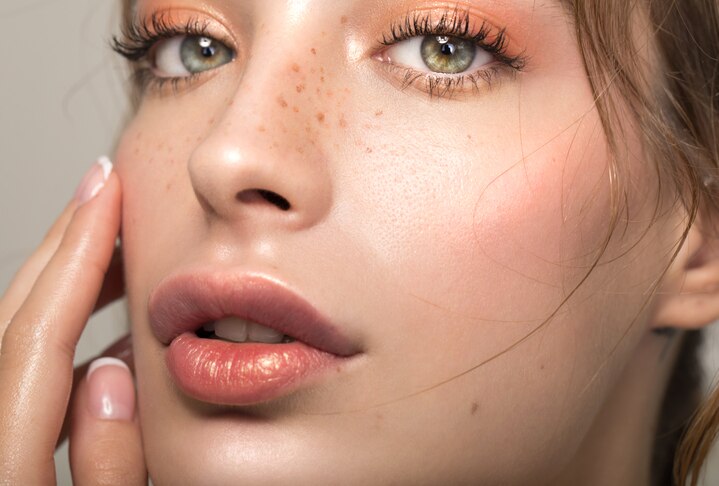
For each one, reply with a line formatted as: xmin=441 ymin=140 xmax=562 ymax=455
xmin=69 ymin=358 xmax=147 ymax=486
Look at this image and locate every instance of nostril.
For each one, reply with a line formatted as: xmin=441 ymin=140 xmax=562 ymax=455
xmin=236 ymin=189 xmax=291 ymax=211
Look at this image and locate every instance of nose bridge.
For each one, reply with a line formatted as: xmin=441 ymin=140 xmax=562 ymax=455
xmin=188 ymin=34 xmax=335 ymax=232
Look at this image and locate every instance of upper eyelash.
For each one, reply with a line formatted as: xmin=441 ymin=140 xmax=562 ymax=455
xmin=112 ymin=12 xmax=222 ymax=93
xmin=112 ymin=11 xmax=212 ymax=62
xmin=380 ymin=9 xmax=528 ymax=71
xmin=374 ymin=9 xmax=528 ymax=99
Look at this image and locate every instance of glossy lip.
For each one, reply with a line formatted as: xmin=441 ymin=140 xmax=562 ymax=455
xmin=148 ymin=270 xmax=362 ymax=405
xmin=147 ymin=270 xmax=361 ymax=357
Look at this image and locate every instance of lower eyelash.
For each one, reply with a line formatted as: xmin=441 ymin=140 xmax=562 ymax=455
xmin=384 ymin=62 xmax=512 ymax=99
xmin=112 ymin=11 xmax=214 ymax=93
xmin=379 ymin=9 xmax=528 ymax=99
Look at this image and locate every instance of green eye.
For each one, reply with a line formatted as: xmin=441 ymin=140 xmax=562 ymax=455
xmin=153 ymin=35 xmax=234 ymax=78
xmin=420 ymin=36 xmax=476 ymax=74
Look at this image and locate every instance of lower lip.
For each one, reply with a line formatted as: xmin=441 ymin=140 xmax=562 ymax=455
xmin=166 ymin=333 xmax=346 ymax=405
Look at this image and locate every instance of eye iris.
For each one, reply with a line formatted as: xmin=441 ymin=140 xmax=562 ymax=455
xmin=180 ymin=36 xmax=233 ymax=73
xmin=420 ymin=35 xmax=476 ymax=74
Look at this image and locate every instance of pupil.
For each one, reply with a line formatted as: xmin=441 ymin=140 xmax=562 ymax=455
xmin=201 ymin=45 xmax=216 ymax=58
xmin=440 ymin=43 xmax=456 ymax=56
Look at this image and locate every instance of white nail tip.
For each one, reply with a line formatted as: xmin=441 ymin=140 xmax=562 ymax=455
xmin=87 ymin=357 xmax=129 ymax=380
xmin=97 ymin=156 xmax=113 ymax=180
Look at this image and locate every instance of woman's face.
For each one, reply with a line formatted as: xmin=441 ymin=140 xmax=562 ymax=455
xmin=115 ymin=0 xmax=678 ymax=483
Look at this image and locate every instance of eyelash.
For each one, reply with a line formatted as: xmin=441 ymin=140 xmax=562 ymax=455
xmin=112 ymin=12 xmax=221 ymax=93
xmin=379 ymin=10 xmax=528 ymax=99
xmin=112 ymin=9 xmax=528 ymax=99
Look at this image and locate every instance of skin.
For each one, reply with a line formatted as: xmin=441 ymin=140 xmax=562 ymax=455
xmin=2 ymin=0 xmax=719 ymax=484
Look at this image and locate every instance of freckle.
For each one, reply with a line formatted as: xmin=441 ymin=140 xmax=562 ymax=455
xmin=196 ymin=136 xmax=203 ymax=142
xmin=316 ymin=88 xmax=322 ymax=95
xmin=133 ymin=147 xmax=140 ymax=155
xmin=467 ymin=134 xmax=473 ymax=140
xmin=336 ymin=366 xmax=341 ymax=373
xmin=470 ymin=402 xmax=479 ymax=415
xmin=340 ymin=15 xmax=348 ymax=24
xmin=316 ymin=112 xmax=325 ymax=123
xmin=540 ymin=364 xmax=545 ymax=370
xmin=375 ymin=110 xmax=384 ymax=117
xmin=276 ymin=96 xmax=288 ymax=108
xmin=320 ymin=67 xmax=325 ymax=74
xmin=293 ymin=106 xmax=300 ymax=113
xmin=375 ymin=413 xmax=383 ymax=420
xmin=291 ymin=63 xmax=301 ymax=73
xmin=166 ymin=182 xmax=172 ymax=191
xmin=363 ymin=123 xmax=372 ymax=129
xmin=272 ymin=142 xmax=280 ymax=148
xmin=320 ymin=76 xmax=325 ymax=83
xmin=257 ymin=125 xmax=266 ymax=132
xmin=296 ymin=146 xmax=305 ymax=154
xmin=365 ymin=147 xmax=373 ymax=153
xmin=228 ymin=100 xmax=234 ymax=106
xmin=321 ymin=31 xmax=326 ymax=36
xmin=311 ymin=47 xmax=317 ymax=55
xmin=207 ymin=117 xmax=215 ymax=126
xmin=339 ymin=116 xmax=347 ymax=128
xmin=296 ymin=84 xmax=305 ymax=93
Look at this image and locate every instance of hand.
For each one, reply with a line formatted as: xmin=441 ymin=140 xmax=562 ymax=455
xmin=0 ymin=159 xmax=147 ymax=485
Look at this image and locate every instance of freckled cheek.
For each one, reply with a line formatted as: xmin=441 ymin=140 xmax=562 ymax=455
xmin=114 ymin=119 xmax=201 ymax=280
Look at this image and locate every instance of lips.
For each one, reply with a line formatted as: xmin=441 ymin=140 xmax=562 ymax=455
xmin=147 ymin=271 xmax=360 ymax=405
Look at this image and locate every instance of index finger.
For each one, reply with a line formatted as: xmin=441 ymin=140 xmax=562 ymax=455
xmin=0 ymin=162 xmax=121 ymax=484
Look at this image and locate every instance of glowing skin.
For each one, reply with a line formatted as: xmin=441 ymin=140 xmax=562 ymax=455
xmin=114 ymin=0 xmax=688 ymax=484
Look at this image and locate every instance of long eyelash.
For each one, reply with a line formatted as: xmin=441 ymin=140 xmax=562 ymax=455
xmin=111 ymin=11 xmax=212 ymax=92
xmin=380 ymin=9 xmax=528 ymax=99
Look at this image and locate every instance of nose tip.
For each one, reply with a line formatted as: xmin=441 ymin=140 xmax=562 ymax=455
xmin=188 ymin=128 xmax=332 ymax=231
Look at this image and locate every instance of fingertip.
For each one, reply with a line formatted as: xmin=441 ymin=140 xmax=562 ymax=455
xmin=86 ymin=357 xmax=135 ymax=422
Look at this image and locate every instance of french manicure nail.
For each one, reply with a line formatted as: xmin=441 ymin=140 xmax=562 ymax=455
xmin=75 ymin=156 xmax=113 ymax=205
xmin=86 ymin=357 xmax=135 ymax=421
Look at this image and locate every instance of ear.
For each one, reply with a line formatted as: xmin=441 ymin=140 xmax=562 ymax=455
xmin=653 ymin=213 xmax=719 ymax=329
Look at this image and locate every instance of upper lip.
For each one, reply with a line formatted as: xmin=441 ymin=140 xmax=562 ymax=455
xmin=147 ymin=270 xmax=360 ymax=357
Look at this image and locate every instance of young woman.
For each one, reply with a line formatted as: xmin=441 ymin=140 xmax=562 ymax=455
xmin=1 ymin=0 xmax=717 ymax=484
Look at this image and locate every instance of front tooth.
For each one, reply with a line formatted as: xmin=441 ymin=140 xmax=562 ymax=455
xmin=214 ymin=318 xmax=248 ymax=342
xmin=247 ymin=322 xmax=284 ymax=343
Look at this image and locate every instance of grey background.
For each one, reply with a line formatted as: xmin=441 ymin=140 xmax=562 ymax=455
xmin=1 ymin=1 xmax=719 ymax=484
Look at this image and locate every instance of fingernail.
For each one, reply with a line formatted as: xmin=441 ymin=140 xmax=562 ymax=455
xmin=75 ymin=156 xmax=113 ymax=205
xmin=86 ymin=357 xmax=135 ymax=421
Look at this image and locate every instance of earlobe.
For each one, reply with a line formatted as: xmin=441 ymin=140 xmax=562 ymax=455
xmin=652 ymin=218 xmax=719 ymax=330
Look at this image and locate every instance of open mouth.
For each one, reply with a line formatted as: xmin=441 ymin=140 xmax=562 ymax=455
xmin=195 ymin=318 xmax=297 ymax=344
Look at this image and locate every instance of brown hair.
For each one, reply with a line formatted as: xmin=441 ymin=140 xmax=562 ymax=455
xmin=564 ymin=0 xmax=718 ymax=484
xmin=116 ymin=0 xmax=718 ymax=483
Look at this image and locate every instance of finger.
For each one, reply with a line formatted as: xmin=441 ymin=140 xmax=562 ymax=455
xmin=69 ymin=358 xmax=146 ymax=486
xmin=0 ymin=229 xmax=125 ymax=344
xmin=57 ymin=333 xmax=134 ymax=448
xmin=0 ymin=161 xmax=121 ymax=484
xmin=0 ymin=200 xmax=76 ymax=335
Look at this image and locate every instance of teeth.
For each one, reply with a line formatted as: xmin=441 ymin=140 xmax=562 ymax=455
xmin=214 ymin=318 xmax=248 ymax=342
xmin=212 ymin=317 xmax=285 ymax=344
xmin=247 ymin=322 xmax=284 ymax=344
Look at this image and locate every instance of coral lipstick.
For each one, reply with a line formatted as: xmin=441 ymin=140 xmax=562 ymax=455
xmin=148 ymin=271 xmax=360 ymax=405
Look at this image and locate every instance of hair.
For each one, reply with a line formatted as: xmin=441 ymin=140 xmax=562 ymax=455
xmin=565 ymin=1 xmax=718 ymax=484
xmin=117 ymin=0 xmax=719 ymax=484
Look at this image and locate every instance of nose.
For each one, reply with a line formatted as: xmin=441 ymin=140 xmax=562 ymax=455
xmin=188 ymin=79 xmax=333 ymax=232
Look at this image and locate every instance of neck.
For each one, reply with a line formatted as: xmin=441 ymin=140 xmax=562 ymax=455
xmin=553 ymin=330 xmax=683 ymax=486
